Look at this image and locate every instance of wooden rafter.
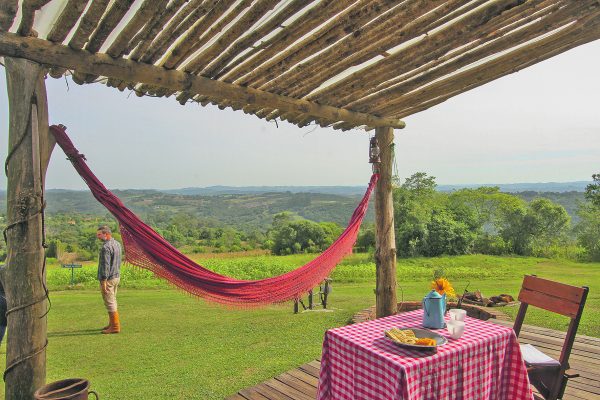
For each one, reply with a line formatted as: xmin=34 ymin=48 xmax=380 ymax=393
xmin=0 ymin=32 xmax=405 ymax=129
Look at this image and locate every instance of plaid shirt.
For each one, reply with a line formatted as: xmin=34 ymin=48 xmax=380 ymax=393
xmin=98 ymin=238 xmax=122 ymax=280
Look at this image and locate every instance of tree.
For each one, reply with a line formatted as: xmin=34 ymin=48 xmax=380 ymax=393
xmin=394 ymin=173 xmax=441 ymax=257
xmin=319 ymin=222 xmax=343 ymax=246
xmin=584 ymin=173 xmax=600 ymax=208
xmin=423 ymin=210 xmax=475 ymax=256
xmin=401 ymin=172 xmax=437 ymax=194
xmin=356 ymin=225 xmax=376 ymax=252
xmin=498 ymin=198 xmax=570 ymax=255
xmin=527 ymin=198 xmax=570 ymax=242
xmin=576 ymin=206 xmax=600 ymax=261
xmin=576 ymin=174 xmax=600 ymax=261
xmin=271 ymin=219 xmax=328 ymax=255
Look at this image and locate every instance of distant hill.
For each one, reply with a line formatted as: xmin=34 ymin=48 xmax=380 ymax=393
xmin=0 ymin=180 xmax=590 ymax=197
xmin=0 ymin=189 xmax=372 ymax=230
xmin=0 ymin=180 xmax=589 ymax=228
xmin=438 ymin=181 xmax=590 ymax=193
xmin=162 ymin=181 xmax=590 ymax=195
xmin=162 ymin=185 xmax=367 ymax=196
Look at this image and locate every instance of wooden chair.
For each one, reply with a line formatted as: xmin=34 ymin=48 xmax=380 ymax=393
xmin=514 ymin=275 xmax=589 ymax=400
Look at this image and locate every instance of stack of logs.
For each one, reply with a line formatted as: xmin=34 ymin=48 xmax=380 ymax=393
xmin=460 ymin=290 xmax=516 ymax=307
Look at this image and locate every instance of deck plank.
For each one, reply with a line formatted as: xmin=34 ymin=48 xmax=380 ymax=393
xmin=227 ymin=323 xmax=600 ymax=399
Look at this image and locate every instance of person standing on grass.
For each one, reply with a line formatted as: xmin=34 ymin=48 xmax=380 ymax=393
xmin=96 ymin=225 xmax=122 ymax=334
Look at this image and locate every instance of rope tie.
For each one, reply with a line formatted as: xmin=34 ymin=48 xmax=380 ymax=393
xmin=5 ymin=295 xmax=48 ymax=316
xmin=3 ymin=340 xmax=49 ymax=381
xmin=66 ymin=153 xmax=86 ymax=162
xmin=2 ymin=205 xmax=44 ymax=243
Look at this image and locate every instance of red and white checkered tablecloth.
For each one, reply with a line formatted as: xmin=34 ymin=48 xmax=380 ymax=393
xmin=317 ymin=309 xmax=533 ymax=400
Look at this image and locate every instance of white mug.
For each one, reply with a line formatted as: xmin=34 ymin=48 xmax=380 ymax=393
xmin=449 ymin=308 xmax=467 ymax=321
xmin=446 ymin=319 xmax=465 ymax=339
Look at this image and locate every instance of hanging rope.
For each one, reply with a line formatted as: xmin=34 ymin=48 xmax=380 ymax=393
xmin=49 ymin=125 xmax=378 ymax=307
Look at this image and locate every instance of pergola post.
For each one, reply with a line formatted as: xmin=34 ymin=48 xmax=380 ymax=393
xmin=374 ymin=126 xmax=397 ymax=318
xmin=3 ymin=57 xmax=55 ymax=400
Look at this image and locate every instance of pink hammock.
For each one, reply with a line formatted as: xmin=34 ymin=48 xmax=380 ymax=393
xmin=49 ymin=125 xmax=378 ymax=306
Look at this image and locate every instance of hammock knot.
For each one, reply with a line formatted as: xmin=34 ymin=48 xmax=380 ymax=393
xmin=66 ymin=153 xmax=86 ymax=162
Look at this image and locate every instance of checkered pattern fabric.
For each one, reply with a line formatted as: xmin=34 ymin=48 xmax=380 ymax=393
xmin=317 ymin=310 xmax=533 ymax=400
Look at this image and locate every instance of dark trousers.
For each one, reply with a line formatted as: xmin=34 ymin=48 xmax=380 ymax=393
xmin=0 ymin=295 xmax=6 ymax=345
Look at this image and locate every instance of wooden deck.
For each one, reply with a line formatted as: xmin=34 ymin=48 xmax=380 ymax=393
xmin=226 ymin=321 xmax=600 ymax=400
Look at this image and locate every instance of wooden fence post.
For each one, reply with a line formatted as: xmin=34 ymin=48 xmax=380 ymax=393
xmin=374 ymin=126 xmax=397 ymax=318
xmin=3 ymin=57 xmax=55 ymax=400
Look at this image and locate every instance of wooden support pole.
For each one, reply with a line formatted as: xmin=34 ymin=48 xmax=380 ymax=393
xmin=3 ymin=57 xmax=55 ymax=400
xmin=374 ymin=126 xmax=397 ymax=318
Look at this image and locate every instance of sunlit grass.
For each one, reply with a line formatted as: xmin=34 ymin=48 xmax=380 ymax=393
xmin=2 ymin=255 xmax=598 ymax=399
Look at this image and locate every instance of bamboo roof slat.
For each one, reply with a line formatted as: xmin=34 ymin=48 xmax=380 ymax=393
xmin=1 ymin=0 xmax=598 ymax=130
xmin=265 ymin=110 xmax=284 ymax=121
xmin=18 ymin=0 xmax=52 ymax=36
xmin=272 ymin=0 xmax=467 ymax=98
xmin=200 ymin=0 xmax=309 ymax=78
xmin=420 ymin=0 xmax=490 ymax=33
xmin=46 ymin=0 xmax=90 ymax=43
xmin=165 ymin=0 xmax=256 ymax=73
xmin=106 ymin=0 xmax=161 ymax=58
xmin=128 ymin=0 xmax=185 ymax=61
xmin=85 ymin=0 xmax=135 ymax=53
xmin=234 ymin=0 xmax=395 ymax=88
xmin=295 ymin=115 xmax=317 ymax=127
xmin=55 ymin=0 xmax=109 ymax=79
xmin=68 ymin=0 xmax=110 ymax=49
xmin=242 ymin=104 xmax=264 ymax=115
xmin=308 ymin=0 xmax=530 ymax=104
xmin=216 ymin=0 xmax=349 ymax=82
xmin=320 ymin=0 xmax=569 ymax=105
xmin=176 ymin=91 xmax=193 ymax=105
xmin=73 ymin=0 xmax=136 ymax=83
xmin=160 ymin=0 xmax=239 ymax=70
xmin=109 ymin=0 xmax=184 ymax=93
xmin=0 ymin=0 xmax=18 ymax=31
xmin=348 ymin=1 xmax=588 ymax=113
xmin=182 ymin=0 xmax=281 ymax=74
xmin=139 ymin=0 xmax=219 ymax=65
xmin=384 ymin=11 xmax=600 ymax=118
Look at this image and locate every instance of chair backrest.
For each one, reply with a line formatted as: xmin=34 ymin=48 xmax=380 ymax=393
xmin=514 ymin=275 xmax=589 ymax=366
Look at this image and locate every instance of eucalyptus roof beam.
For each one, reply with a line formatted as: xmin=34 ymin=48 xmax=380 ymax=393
xmin=0 ymin=31 xmax=405 ymax=130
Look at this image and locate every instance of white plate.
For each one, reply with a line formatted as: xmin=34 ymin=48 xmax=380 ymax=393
xmin=384 ymin=327 xmax=448 ymax=350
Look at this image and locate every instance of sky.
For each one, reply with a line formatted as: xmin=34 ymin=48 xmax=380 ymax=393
xmin=1 ymin=40 xmax=599 ymax=190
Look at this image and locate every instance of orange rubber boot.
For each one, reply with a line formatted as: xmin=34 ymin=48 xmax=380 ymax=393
xmin=102 ymin=311 xmax=121 ymax=334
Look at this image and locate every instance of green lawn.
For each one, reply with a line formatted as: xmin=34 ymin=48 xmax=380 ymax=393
xmin=1 ymin=255 xmax=599 ymax=399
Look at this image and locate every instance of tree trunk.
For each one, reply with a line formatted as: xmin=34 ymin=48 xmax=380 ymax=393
xmin=374 ymin=126 xmax=397 ymax=318
xmin=3 ymin=57 xmax=55 ymax=400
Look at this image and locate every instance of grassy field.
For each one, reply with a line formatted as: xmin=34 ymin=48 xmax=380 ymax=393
xmin=1 ymin=254 xmax=599 ymax=399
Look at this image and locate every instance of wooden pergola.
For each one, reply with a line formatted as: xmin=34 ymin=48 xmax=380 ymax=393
xmin=1 ymin=0 xmax=599 ymax=398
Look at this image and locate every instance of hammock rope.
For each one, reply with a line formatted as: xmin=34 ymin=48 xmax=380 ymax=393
xmin=49 ymin=124 xmax=378 ymax=306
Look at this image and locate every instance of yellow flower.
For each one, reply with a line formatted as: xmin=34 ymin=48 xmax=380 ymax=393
xmin=431 ymin=278 xmax=456 ymax=298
